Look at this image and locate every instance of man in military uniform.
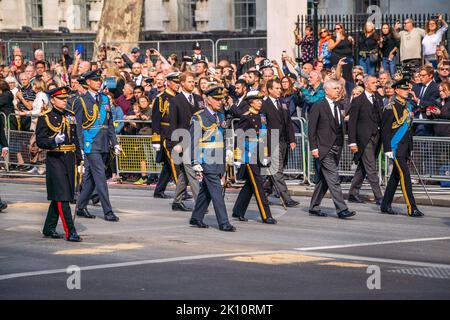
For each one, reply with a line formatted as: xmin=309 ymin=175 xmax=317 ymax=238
xmin=232 ymin=91 xmax=277 ymax=224
xmin=380 ymin=79 xmax=424 ymax=217
xmin=152 ymin=72 xmax=181 ymax=199
xmin=189 ymin=87 xmax=235 ymax=232
xmin=74 ymin=70 xmax=122 ymax=222
xmin=35 ymin=86 xmax=82 ymax=242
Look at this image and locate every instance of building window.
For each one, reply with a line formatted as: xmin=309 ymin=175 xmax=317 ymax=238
xmin=26 ymin=0 xmax=43 ymax=28
xmin=234 ymin=0 xmax=256 ymax=31
xmin=73 ymin=0 xmax=89 ymax=30
xmin=355 ymin=0 xmax=380 ymax=14
xmin=178 ymin=0 xmax=197 ymax=31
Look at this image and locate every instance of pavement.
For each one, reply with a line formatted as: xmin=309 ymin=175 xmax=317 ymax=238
xmin=0 ymin=181 xmax=450 ymax=300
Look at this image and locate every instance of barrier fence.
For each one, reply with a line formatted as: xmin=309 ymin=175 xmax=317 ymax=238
xmin=1 ymin=112 xmax=449 ymax=185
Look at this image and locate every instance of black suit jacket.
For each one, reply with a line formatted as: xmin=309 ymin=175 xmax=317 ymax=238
xmin=261 ymin=98 xmax=295 ymax=144
xmin=432 ymin=98 xmax=450 ymax=137
xmin=348 ymin=93 xmax=383 ymax=162
xmin=308 ymin=99 xmax=345 ymax=161
xmin=168 ymin=92 xmax=203 ymax=149
xmin=412 ymin=81 xmax=440 ymax=135
xmin=229 ymin=97 xmax=249 ymax=119
xmin=0 ymin=115 xmax=7 ymax=148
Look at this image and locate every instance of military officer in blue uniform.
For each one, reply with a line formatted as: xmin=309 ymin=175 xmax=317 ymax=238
xmin=189 ymin=87 xmax=236 ymax=232
xmin=74 ymin=69 xmax=122 ymax=222
xmin=151 ymin=72 xmax=181 ymax=199
xmin=35 ymin=86 xmax=82 ymax=242
xmin=231 ymin=91 xmax=277 ymax=224
xmin=380 ymin=79 xmax=424 ymax=218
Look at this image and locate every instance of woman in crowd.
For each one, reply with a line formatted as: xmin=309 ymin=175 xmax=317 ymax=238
xmin=423 ymin=14 xmax=448 ymax=68
xmin=436 ymin=44 xmax=449 ymax=65
xmin=102 ymin=61 xmax=125 ymax=99
xmin=317 ymin=28 xmax=332 ymax=69
xmin=359 ymin=21 xmax=379 ymax=75
xmin=427 ymin=81 xmax=450 ymax=137
xmin=379 ymin=23 xmax=399 ymax=77
xmin=280 ymin=75 xmax=302 ymax=132
xmin=383 ymin=80 xmax=396 ymax=107
xmin=11 ymin=55 xmax=26 ymax=79
xmin=133 ymin=95 xmax=152 ymax=185
xmin=328 ymin=23 xmax=355 ymax=82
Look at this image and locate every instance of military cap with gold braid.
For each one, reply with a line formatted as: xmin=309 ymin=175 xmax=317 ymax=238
xmin=245 ymin=90 xmax=264 ymax=101
xmin=205 ymin=86 xmax=226 ymax=99
xmin=81 ymin=69 xmax=103 ymax=81
xmin=46 ymin=86 xmax=70 ymax=99
xmin=392 ymin=79 xmax=410 ymax=90
xmin=166 ymin=71 xmax=181 ymax=83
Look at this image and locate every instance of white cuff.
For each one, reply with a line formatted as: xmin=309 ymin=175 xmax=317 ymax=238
xmin=348 ymin=143 xmax=356 ymax=147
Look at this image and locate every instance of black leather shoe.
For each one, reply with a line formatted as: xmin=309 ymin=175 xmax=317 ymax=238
xmin=43 ymin=230 xmax=64 ymax=239
xmin=337 ymin=209 xmax=356 ymax=219
xmin=219 ymin=223 xmax=236 ymax=232
xmin=410 ymin=209 xmax=424 ymax=218
xmin=76 ymin=208 xmax=96 ymax=219
xmin=309 ymin=209 xmax=327 ymax=217
xmin=189 ymin=218 xmax=208 ymax=228
xmin=348 ymin=195 xmax=364 ymax=203
xmin=268 ymin=200 xmax=274 ymax=205
xmin=91 ymin=195 xmax=100 ymax=206
xmin=183 ymin=193 xmax=193 ymax=200
xmin=172 ymin=202 xmax=192 ymax=212
xmin=380 ymin=206 xmax=398 ymax=215
xmin=232 ymin=213 xmax=248 ymax=222
xmin=0 ymin=201 xmax=7 ymax=212
xmin=285 ymin=200 xmax=300 ymax=207
xmin=375 ymin=198 xmax=383 ymax=206
xmin=67 ymin=233 xmax=82 ymax=242
xmin=154 ymin=193 xmax=172 ymax=199
xmin=263 ymin=217 xmax=277 ymax=224
xmin=104 ymin=211 xmax=120 ymax=222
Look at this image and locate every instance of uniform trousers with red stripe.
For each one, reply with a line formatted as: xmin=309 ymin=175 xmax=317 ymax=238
xmin=43 ymin=201 xmax=76 ymax=238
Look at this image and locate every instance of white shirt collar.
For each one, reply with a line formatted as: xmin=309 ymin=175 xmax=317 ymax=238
xmin=269 ymin=96 xmax=278 ymax=108
xmin=206 ymin=106 xmax=216 ymax=116
xmin=182 ymin=90 xmax=193 ymax=101
xmin=365 ymin=90 xmax=375 ymax=102
xmin=325 ymin=96 xmax=335 ymax=105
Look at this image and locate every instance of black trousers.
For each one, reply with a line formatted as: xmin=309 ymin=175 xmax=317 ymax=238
xmin=233 ymin=164 xmax=272 ymax=221
xmin=43 ymin=201 xmax=76 ymax=238
xmin=154 ymin=146 xmax=179 ymax=195
xmin=381 ymin=157 xmax=417 ymax=215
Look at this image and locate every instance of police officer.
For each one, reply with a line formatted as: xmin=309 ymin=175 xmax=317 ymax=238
xmin=232 ymin=91 xmax=277 ymax=224
xmin=380 ymin=79 xmax=424 ymax=217
xmin=152 ymin=72 xmax=181 ymax=199
xmin=74 ymin=69 xmax=122 ymax=222
xmin=189 ymin=87 xmax=236 ymax=232
xmin=35 ymin=86 xmax=82 ymax=241
xmin=192 ymin=42 xmax=209 ymax=65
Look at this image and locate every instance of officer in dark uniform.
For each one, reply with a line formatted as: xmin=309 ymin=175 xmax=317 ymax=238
xmin=231 ymin=91 xmax=277 ymax=224
xmin=189 ymin=87 xmax=236 ymax=232
xmin=0 ymin=115 xmax=8 ymax=211
xmin=380 ymin=79 xmax=424 ymax=217
xmin=35 ymin=86 xmax=82 ymax=241
xmin=152 ymin=72 xmax=181 ymax=198
xmin=74 ymin=69 xmax=122 ymax=222
xmin=192 ymin=42 xmax=209 ymax=64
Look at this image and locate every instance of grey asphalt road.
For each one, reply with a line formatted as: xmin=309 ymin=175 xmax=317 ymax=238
xmin=0 ymin=182 xmax=449 ymax=300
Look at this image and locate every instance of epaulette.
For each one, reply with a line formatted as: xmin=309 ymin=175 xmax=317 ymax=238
xmin=156 ymin=91 xmax=165 ymax=98
xmin=242 ymin=111 xmax=251 ymax=116
xmin=193 ymin=109 xmax=205 ymax=116
xmin=40 ymin=109 xmax=52 ymax=116
xmin=65 ymin=109 xmax=75 ymax=115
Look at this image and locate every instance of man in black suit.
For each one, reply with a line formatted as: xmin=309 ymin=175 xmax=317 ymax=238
xmin=169 ymin=71 xmax=202 ymax=211
xmin=228 ymin=79 xmax=249 ymax=118
xmin=348 ymin=75 xmax=383 ymax=204
xmin=262 ymin=79 xmax=299 ymax=207
xmin=308 ymin=79 xmax=356 ymax=219
xmin=0 ymin=116 xmax=8 ymax=211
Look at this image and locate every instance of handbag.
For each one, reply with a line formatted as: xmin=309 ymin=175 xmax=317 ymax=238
xmin=369 ymin=49 xmax=379 ymax=63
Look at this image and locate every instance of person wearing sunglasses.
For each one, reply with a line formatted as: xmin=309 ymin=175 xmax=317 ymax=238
xmin=317 ymin=28 xmax=332 ymax=69
xmin=434 ymin=60 xmax=450 ymax=84
xmin=328 ymin=24 xmax=355 ymax=82
xmin=422 ymin=14 xmax=448 ymax=68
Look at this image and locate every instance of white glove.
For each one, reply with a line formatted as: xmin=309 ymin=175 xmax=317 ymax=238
xmin=81 ymin=150 xmax=85 ymax=160
xmin=77 ymin=164 xmax=85 ymax=175
xmin=262 ymin=158 xmax=269 ymax=167
xmin=55 ymin=132 xmax=65 ymax=144
xmin=226 ymin=149 xmax=234 ymax=159
xmin=1 ymin=147 xmax=8 ymax=158
xmin=192 ymin=164 xmax=203 ymax=172
xmin=233 ymin=161 xmax=242 ymax=168
xmin=153 ymin=144 xmax=161 ymax=152
xmin=114 ymin=144 xmax=123 ymax=156
xmin=385 ymin=152 xmax=394 ymax=159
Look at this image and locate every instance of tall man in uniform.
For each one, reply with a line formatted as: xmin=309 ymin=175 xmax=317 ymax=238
xmin=380 ymin=79 xmax=424 ymax=217
xmin=35 ymin=86 xmax=82 ymax=241
xmin=152 ymin=72 xmax=181 ymax=199
xmin=262 ymin=79 xmax=299 ymax=207
xmin=232 ymin=91 xmax=277 ymax=224
xmin=308 ymin=80 xmax=356 ymax=219
xmin=74 ymin=70 xmax=122 ymax=222
xmin=189 ymin=87 xmax=236 ymax=232
xmin=347 ymin=75 xmax=384 ymax=204
xmin=169 ymin=71 xmax=202 ymax=211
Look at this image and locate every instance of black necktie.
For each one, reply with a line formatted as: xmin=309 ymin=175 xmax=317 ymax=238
xmin=333 ymin=102 xmax=340 ymax=126
xmin=188 ymin=94 xmax=193 ymax=105
xmin=94 ymin=94 xmax=99 ymax=106
xmin=419 ymin=85 xmax=426 ymax=99
xmin=371 ymin=94 xmax=376 ymax=105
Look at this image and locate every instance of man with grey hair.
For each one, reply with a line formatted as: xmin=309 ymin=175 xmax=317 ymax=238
xmin=308 ymin=79 xmax=355 ymax=219
xmin=348 ymin=75 xmax=383 ymax=204
xmin=33 ymin=49 xmax=45 ymax=64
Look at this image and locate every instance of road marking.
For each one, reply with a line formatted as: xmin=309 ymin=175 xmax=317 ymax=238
xmin=54 ymin=243 xmax=144 ymax=255
xmin=229 ymin=253 xmax=332 ymax=265
xmin=294 ymin=236 xmax=450 ymax=251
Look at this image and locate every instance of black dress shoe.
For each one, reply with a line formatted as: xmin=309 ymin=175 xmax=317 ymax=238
xmin=183 ymin=193 xmax=193 ymax=200
xmin=43 ymin=230 xmax=64 ymax=239
xmin=76 ymin=208 xmax=96 ymax=219
xmin=263 ymin=217 xmax=277 ymax=224
xmin=348 ymin=195 xmax=364 ymax=203
xmin=154 ymin=193 xmax=172 ymax=199
xmin=219 ymin=223 xmax=236 ymax=232
xmin=268 ymin=200 xmax=274 ymax=206
xmin=337 ymin=209 xmax=356 ymax=219
xmin=232 ymin=213 xmax=248 ymax=222
xmin=410 ymin=209 xmax=424 ymax=218
xmin=285 ymin=200 xmax=300 ymax=207
xmin=0 ymin=201 xmax=7 ymax=212
xmin=91 ymin=195 xmax=100 ymax=206
xmin=375 ymin=198 xmax=383 ymax=206
xmin=104 ymin=211 xmax=120 ymax=222
xmin=309 ymin=209 xmax=327 ymax=217
xmin=189 ymin=218 xmax=209 ymax=228
xmin=172 ymin=202 xmax=192 ymax=212
xmin=67 ymin=233 xmax=82 ymax=242
xmin=380 ymin=207 xmax=398 ymax=215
